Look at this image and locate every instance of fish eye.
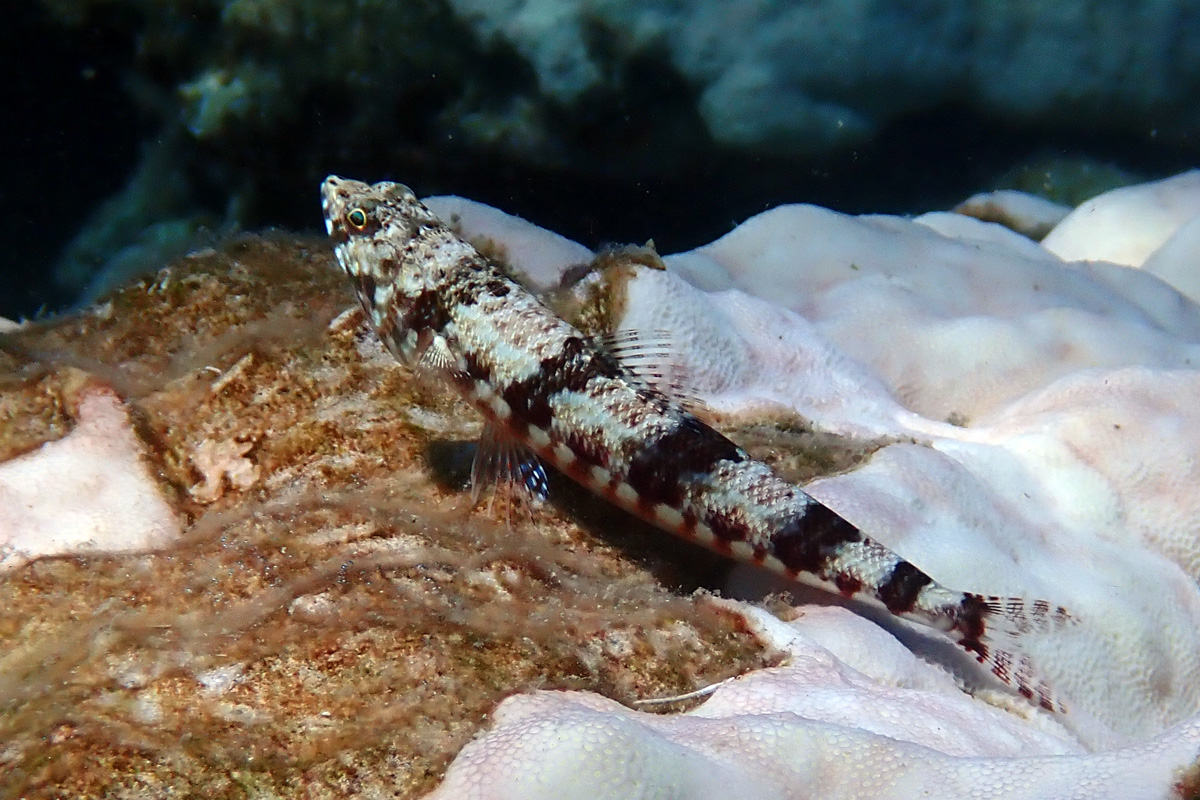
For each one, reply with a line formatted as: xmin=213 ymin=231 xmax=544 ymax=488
xmin=347 ymin=208 xmax=368 ymax=229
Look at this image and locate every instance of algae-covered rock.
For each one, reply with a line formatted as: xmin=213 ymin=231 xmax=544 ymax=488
xmin=0 ymin=235 xmax=770 ymax=798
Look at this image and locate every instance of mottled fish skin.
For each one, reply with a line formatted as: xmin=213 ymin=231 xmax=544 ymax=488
xmin=320 ymin=175 xmax=1070 ymax=712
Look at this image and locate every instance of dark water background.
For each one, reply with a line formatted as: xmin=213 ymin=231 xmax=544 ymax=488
xmin=3 ymin=1 xmax=1198 ymax=321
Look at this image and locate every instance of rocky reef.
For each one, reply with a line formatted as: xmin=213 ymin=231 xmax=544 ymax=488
xmin=447 ymin=0 xmax=1200 ymax=154
xmin=0 ymin=235 xmax=769 ymax=797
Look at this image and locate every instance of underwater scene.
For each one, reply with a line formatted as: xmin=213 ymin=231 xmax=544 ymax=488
xmin=2 ymin=2 xmax=1200 ymax=798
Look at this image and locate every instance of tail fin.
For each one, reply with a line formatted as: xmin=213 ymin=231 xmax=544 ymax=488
xmin=952 ymin=594 xmax=1074 ymax=713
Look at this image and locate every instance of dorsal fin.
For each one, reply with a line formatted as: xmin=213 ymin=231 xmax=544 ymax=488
xmin=595 ymin=329 xmax=711 ymax=418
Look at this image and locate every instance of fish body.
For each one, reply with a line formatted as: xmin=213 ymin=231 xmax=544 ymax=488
xmin=321 ymin=176 xmax=1068 ymax=711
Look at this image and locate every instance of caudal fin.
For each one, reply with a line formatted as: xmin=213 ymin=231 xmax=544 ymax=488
xmin=952 ymin=593 xmax=1074 ymax=713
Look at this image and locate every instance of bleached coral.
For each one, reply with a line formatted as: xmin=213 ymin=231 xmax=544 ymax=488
xmin=426 ymin=606 xmax=1200 ymax=800
xmin=1042 ymin=171 xmax=1200 ymax=267
xmin=658 ymin=196 xmax=1200 ymax=425
xmin=188 ymin=437 xmax=261 ymax=504
xmin=0 ymin=383 xmax=181 ymax=571
xmin=418 ymin=172 xmax=1200 ymax=798
xmin=953 ymin=189 xmax=1072 ymax=239
xmin=1041 ymin=171 xmax=1200 ymax=308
